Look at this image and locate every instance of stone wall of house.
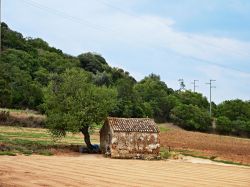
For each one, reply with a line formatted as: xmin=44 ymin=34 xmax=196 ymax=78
xmin=100 ymin=123 xmax=112 ymax=154
xmin=110 ymin=132 xmax=160 ymax=159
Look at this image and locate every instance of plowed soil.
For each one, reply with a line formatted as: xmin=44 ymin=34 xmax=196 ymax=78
xmin=0 ymin=155 xmax=250 ymax=187
xmin=160 ymin=126 xmax=250 ymax=164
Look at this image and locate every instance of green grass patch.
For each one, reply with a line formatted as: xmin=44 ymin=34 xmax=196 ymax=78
xmin=212 ymin=160 xmax=250 ymax=167
xmin=159 ymin=126 xmax=169 ymax=132
xmin=0 ymin=151 xmax=17 ymax=156
xmin=160 ymin=149 xmax=171 ymax=159
xmin=175 ymin=149 xmax=203 ymax=156
xmin=160 ymin=147 xmax=180 ymax=159
xmin=1 ymin=131 xmax=50 ymax=139
xmin=37 ymin=150 xmax=54 ymax=156
xmin=0 ymin=126 xmax=90 ymax=156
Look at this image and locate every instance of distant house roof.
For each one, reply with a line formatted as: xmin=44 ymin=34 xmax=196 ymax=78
xmin=106 ymin=117 xmax=159 ymax=133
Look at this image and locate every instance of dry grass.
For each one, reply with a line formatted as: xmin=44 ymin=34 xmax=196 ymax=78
xmin=0 ymin=108 xmax=46 ymax=128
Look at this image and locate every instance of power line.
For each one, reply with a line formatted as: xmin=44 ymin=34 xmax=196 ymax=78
xmin=206 ymin=80 xmax=216 ymax=117
xmin=94 ymin=0 xmax=250 ymax=75
xmin=156 ymin=44 xmax=250 ymax=76
xmin=22 ymin=0 xmax=110 ymax=32
xmin=21 ymin=0 xmax=153 ymax=48
xmin=22 ymin=0 xmax=250 ymax=76
xmin=95 ymin=0 xmax=250 ymax=58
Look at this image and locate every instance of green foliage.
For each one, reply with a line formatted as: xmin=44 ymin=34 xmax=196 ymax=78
xmin=216 ymin=100 xmax=250 ymax=137
xmin=175 ymin=90 xmax=209 ymax=110
xmin=232 ymin=120 xmax=250 ymax=136
xmin=160 ymin=149 xmax=171 ymax=159
xmin=0 ymin=23 xmax=80 ymax=110
xmin=27 ymin=38 xmax=63 ymax=54
xmin=134 ymin=74 xmax=175 ymax=122
xmin=170 ymin=104 xmax=212 ymax=131
xmin=216 ymin=116 xmax=232 ymax=134
xmin=78 ymin=52 xmax=108 ymax=74
xmin=216 ymin=99 xmax=250 ymax=121
xmin=93 ymin=71 xmax=112 ymax=86
xmin=109 ymin=67 xmax=136 ymax=84
xmin=215 ymin=117 xmax=250 ymax=137
xmin=110 ymin=78 xmax=146 ymax=118
xmin=1 ymin=22 xmax=33 ymax=52
xmin=36 ymin=50 xmax=80 ymax=73
xmin=34 ymin=67 xmax=50 ymax=86
xmin=0 ymin=58 xmax=43 ymax=108
xmin=43 ymin=68 xmax=116 ymax=137
xmin=0 ymin=151 xmax=17 ymax=156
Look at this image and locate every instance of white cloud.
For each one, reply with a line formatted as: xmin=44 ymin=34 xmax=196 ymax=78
xmin=9 ymin=0 xmax=250 ymax=64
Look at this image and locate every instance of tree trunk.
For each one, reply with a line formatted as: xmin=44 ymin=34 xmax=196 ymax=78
xmin=81 ymin=126 xmax=94 ymax=150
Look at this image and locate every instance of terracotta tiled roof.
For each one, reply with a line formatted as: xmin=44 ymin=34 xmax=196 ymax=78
xmin=107 ymin=117 xmax=159 ymax=133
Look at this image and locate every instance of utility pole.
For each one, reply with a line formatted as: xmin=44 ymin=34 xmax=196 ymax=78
xmin=206 ymin=79 xmax=216 ymax=117
xmin=0 ymin=0 xmax=1 ymax=53
xmin=191 ymin=80 xmax=198 ymax=92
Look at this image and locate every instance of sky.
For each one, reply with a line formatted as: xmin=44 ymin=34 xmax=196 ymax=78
xmin=2 ymin=0 xmax=250 ymax=103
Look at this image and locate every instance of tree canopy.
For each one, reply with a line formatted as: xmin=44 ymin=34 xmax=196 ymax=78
xmin=43 ymin=68 xmax=116 ymax=149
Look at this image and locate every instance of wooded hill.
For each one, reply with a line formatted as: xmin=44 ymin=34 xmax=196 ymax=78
xmin=1 ymin=22 xmax=250 ymax=138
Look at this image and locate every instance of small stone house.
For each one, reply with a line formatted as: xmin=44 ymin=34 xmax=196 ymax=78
xmin=100 ymin=117 xmax=160 ymax=159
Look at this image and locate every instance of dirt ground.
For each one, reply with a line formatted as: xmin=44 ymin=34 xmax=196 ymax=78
xmin=0 ymin=155 xmax=249 ymax=187
xmin=160 ymin=124 xmax=250 ymax=164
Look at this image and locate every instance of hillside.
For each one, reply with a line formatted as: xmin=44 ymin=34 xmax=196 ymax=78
xmin=0 ymin=22 xmax=135 ymax=110
xmin=1 ymin=22 xmax=250 ymax=138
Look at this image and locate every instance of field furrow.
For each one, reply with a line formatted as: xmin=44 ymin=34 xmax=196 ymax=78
xmin=0 ymin=155 xmax=249 ymax=187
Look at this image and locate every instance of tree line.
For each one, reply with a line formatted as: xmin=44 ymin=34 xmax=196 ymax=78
xmin=1 ymin=22 xmax=249 ymax=149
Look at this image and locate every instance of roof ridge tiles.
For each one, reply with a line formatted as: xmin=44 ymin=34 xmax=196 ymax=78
xmin=106 ymin=117 xmax=159 ymax=133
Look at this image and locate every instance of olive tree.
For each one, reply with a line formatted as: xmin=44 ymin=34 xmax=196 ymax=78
xmin=43 ymin=68 xmax=116 ymax=150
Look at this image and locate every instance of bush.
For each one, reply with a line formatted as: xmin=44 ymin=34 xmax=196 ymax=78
xmin=160 ymin=149 xmax=171 ymax=159
xmin=170 ymin=104 xmax=212 ymax=132
xmin=0 ymin=111 xmax=10 ymax=121
xmin=215 ymin=117 xmax=250 ymax=137
xmin=231 ymin=120 xmax=250 ymax=137
xmin=216 ymin=99 xmax=250 ymax=121
xmin=216 ymin=116 xmax=232 ymax=134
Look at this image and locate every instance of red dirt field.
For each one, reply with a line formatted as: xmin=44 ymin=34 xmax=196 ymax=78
xmin=160 ymin=126 xmax=250 ymax=164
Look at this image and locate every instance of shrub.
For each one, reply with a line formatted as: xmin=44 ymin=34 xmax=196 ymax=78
xmin=231 ymin=120 xmax=250 ymax=137
xmin=215 ymin=117 xmax=250 ymax=137
xmin=160 ymin=149 xmax=171 ymax=159
xmin=0 ymin=111 xmax=10 ymax=121
xmin=170 ymin=104 xmax=211 ymax=132
xmin=216 ymin=116 xmax=232 ymax=134
xmin=216 ymin=99 xmax=250 ymax=121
